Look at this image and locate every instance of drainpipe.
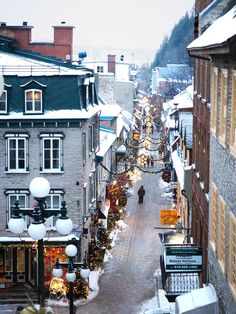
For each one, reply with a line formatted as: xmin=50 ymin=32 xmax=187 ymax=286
xmin=181 ymin=189 xmax=191 ymax=244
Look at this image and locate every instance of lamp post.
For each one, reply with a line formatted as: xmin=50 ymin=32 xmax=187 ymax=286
xmin=8 ymin=177 xmax=73 ymax=307
xmin=52 ymin=240 xmax=90 ymax=314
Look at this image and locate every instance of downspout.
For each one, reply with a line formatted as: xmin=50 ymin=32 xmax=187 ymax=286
xmin=181 ymin=189 xmax=191 ymax=244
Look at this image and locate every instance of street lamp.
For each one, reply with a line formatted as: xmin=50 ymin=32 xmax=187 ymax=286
xmin=8 ymin=177 xmax=73 ymax=307
xmin=52 ymin=240 xmax=90 ymax=314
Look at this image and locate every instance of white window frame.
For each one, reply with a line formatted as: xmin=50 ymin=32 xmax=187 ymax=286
xmin=0 ymin=90 xmax=7 ymax=113
xmin=89 ymin=171 xmax=96 ymax=205
xmin=5 ymin=134 xmax=29 ymax=172
xmin=45 ymin=191 xmax=64 ymax=229
xmin=5 ymin=191 xmax=29 ymax=229
xmin=25 ymin=89 xmax=42 ymax=113
xmin=40 ymin=133 xmax=64 ymax=173
xmin=82 ymin=132 xmax=86 ymax=166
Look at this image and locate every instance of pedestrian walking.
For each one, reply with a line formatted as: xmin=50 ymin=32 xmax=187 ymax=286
xmin=146 ymin=155 xmax=150 ymax=167
xmin=150 ymin=155 xmax=154 ymax=167
xmin=138 ymin=185 xmax=145 ymax=204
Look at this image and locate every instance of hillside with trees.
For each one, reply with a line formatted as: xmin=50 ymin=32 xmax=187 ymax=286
xmin=152 ymin=13 xmax=194 ymax=68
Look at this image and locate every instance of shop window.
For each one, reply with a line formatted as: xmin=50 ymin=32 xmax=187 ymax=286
xmin=209 ymin=182 xmax=218 ymax=253
xmin=229 ymin=212 xmax=236 ymax=300
xmin=230 ymin=71 xmax=236 ymax=157
xmin=218 ymin=196 xmax=226 ymax=274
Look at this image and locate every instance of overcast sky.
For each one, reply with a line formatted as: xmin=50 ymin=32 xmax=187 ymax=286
xmin=0 ymin=0 xmax=194 ymax=64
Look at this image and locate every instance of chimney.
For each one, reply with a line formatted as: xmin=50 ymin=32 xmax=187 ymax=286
xmin=107 ymin=54 xmax=116 ymax=75
xmin=0 ymin=22 xmax=6 ymax=27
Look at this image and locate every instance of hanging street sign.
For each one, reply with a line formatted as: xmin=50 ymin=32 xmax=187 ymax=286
xmin=165 ymin=246 xmax=202 ymax=272
xmin=160 ymin=209 xmax=178 ymax=225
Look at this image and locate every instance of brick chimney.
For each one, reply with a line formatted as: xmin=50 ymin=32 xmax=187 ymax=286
xmin=107 ymin=54 xmax=116 ymax=75
xmin=0 ymin=22 xmax=74 ymax=61
xmin=53 ymin=22 xmax=74 ymax=60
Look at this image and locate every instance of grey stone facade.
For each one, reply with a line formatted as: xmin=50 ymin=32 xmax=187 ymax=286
xmin=208 ymin=53 xmax=236 ymax=314
xmin=0 ymin=120 xmax=97 ymax=238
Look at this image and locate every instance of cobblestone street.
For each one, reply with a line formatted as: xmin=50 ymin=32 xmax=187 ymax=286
xmin=53 ymin=148 xmax=166 ymax=314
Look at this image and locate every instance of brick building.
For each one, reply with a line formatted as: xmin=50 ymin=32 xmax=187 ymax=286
xmin=188 ymin=0 xmax=236 ymax=312
xmin=0 ymin=21 xmax=74 ymax=61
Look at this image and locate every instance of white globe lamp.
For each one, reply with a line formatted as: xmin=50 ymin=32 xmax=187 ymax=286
xmin=65 ymin=244 xmax=78 ymax=257
xmin=66 ymin=270 xmax=76 ymax=282
xmin=8 ymin=217 xmax=25 ymax=234
xmin=29 ymin=177 xmax=50 ymax=198
xmin=28 ymin=222 xmax=47 ymax=240
xmin=80 ymin=267 xmax=90 ymax=279
xmin=55 ymin=217 xmax=73 ymax=235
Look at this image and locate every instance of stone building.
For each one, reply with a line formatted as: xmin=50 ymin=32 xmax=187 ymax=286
xmin=188 ymin=1 xmax=236 ymax=312
xmin=0 ymin=32 xmax=100 ymax=296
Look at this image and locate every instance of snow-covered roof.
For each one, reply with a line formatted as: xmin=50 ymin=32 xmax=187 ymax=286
xmin=187 ymin=5 xmax=236 ymax=50
xmin=0 ymin=51 xmax=91 ymax=76
xmin=96 ymin=129 xmax=116 ymax=158
xmin=164 ymin=85 xmax=193 ymax=110
xmin=1 ymin=104 xmax=102 ymax=120
xmin=99 ymin=103 xmax=122 ymax=118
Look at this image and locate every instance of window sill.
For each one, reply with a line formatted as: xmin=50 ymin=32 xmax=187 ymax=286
xmin=5 ymin=171 xmax=29 ymax=174
xmin=40 ymin=170 xmax=64 ymax=174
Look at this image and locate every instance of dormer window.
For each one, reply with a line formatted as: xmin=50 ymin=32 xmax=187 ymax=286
xmin=25 ymin=89 xmax=42 ymax=113
xmin=0 ymin=90 xmax=7 ymax=113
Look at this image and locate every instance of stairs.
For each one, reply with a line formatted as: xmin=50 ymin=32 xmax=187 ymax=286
xmin=0 ymin=283 xmax=38 ymax=304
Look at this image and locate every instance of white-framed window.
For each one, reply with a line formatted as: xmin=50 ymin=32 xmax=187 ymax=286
xmin=83 ymin=185 xmax=87 ymax=215
xmin=5 ymin=133 xmax=29 ymax=172
xmin=97 ymin=66 xmax=104 ymax=73
xmin=89 ymin=171 xmax=96 ymax=204
xmin=5 ymin=190 xmax=29 ymax=228
xmin=89 ymin=125 xmax=94 ymax=153
xmin=82 ymin=132 xmax=86 ymax=166
xmin=45 ymin=191 xmax=64 ymax=228
xmin=39 ymin=133 xmax=64 ymax=172
xmin=0 ymin=90 xmax=7 ymax=113
xmin=25 ymin=89 xmax=42 ymax=113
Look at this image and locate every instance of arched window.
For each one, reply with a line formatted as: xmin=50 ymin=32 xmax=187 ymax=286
xmin=25 ymin=89 xmax=42 ymax=113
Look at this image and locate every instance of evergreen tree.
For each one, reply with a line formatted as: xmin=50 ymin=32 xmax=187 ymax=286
xmin=152 ymin=13 xmax=194 ymax=68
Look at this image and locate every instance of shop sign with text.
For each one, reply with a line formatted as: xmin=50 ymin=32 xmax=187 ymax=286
xmin=165 ymin=246 xmax=202 ymax=272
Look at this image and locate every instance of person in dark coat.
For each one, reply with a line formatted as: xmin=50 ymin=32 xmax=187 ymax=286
xmin=138 ymin=185 xmax=145 ymax=203
xmin=150 ymin=155 xmax=154 ymax=167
